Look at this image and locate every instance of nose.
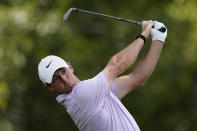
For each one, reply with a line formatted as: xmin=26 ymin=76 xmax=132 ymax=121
xmin=59 ymin=73 xmax=67 ymax=83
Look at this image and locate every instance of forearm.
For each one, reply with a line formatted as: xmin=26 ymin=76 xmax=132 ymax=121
xmin=108 ymin=38 xmax=144 ymax=76
xmin=102 ymin=20 xmax=155 ymax=86
xmin=115 ymin=21 xmax=167 ymax=99
xmin=131 ymin=40 xmax=163 ymax=86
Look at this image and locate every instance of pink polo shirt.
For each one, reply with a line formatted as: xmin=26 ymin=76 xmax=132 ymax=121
xmin=56 ymin=72 xmax=140 ymax=131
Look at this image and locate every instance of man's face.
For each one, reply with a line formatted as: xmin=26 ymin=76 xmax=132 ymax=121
xmin=46 ymin=67 xmax=75 ymax=94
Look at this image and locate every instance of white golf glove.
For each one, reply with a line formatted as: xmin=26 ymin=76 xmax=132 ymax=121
xmin=151 ymin=21 xmax=167 ymax=43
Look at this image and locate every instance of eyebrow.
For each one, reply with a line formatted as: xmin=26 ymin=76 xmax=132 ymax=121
xmin=52 ymin=68 xmax=65 ymax=80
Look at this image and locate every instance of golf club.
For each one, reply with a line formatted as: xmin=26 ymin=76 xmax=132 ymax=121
xmin=63 ymin=8 xmax=166 ymax=33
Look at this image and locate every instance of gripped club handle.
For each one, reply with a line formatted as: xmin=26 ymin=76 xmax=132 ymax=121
xmin=138 ymin=22 xmax=167 ymax=33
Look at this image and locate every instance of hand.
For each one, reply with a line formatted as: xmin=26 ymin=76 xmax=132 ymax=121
xmin=141 ymin=20 xmax=155 ymax=39
xmin=151 ymin=21 xmax=167 ymax=43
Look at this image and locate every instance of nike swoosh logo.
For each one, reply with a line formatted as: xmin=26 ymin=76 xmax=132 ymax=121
xmin=46 ymin=60 xmax=53 ymax=68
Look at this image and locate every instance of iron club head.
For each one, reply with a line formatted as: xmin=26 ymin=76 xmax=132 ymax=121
xmin=63 ymin=8 xmax=77 ymax=22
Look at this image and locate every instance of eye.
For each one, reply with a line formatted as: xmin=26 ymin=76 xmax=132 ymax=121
xmin=62 ymin=69 xmax=66 ymax=74
xmin=52 ymin=76 xmax=58 ymax=83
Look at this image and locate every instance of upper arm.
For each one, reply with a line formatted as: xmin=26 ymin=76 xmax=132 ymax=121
xmin=102 ymin=51 xmax=129 ymax=87
xmin=103 ymin=64 xmax=141 ymax=100
xmin=102 ymin=66 xmax=118 ymax=88
xmin=102 ymin=56 xmax=123 ymax=88
xmin=102 ymin=68 xmax=115 ymax=88
xmin=116 ymin=73 xmax=142 ymax=99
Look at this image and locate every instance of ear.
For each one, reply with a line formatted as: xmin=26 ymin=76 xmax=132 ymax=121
xmin=43 ymin=84 xmax=55 ymax=92
xmin=67 ymin=62 xmax=74 ymax=73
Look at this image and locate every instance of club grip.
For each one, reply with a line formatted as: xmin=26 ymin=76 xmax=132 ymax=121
xmin=138 ymin=22 xmax=166 ymax=33
xmin=152 ymin=25 xmax=166 ymax=33
xmin=158 ymin=27 xmax=166 ymax=33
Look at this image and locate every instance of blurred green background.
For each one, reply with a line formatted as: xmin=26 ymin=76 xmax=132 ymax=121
xmin=0 ymin=0 xmax=197 ymax=130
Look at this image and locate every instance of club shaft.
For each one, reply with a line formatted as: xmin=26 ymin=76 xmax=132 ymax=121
xmin=75 ymin=8 xmax=142 ymax=26
xmin=63 ymin=8 xmax=166 ymax=33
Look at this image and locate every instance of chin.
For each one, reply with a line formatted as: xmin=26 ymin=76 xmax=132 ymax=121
xmin=64 ymin=90 xmax=72 ymax=94
xmin=64 ymin=87 xmax=73 ymax=94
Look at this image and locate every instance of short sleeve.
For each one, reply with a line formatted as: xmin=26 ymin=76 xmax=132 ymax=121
xmin=74 ymin=72 xmax=110 ymax=109
xmin=110 ymin=80 xmax=118 ymax=97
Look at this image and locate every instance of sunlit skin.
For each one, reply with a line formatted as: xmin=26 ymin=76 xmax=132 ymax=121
xmin=43 ymin=62 xmax=80 ymax=94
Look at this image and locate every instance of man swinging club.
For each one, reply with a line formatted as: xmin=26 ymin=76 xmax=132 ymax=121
xmin=38 ymin=20 xmax=167 ymax=131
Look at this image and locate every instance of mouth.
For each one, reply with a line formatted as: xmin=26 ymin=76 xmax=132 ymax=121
xmin=66 ymin=82 xmax=74 ymax=88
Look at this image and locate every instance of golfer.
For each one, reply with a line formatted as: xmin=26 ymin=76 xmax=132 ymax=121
xmin=38 ymin=20 xmax=167 ymax=131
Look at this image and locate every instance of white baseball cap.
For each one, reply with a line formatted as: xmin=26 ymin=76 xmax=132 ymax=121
xmin=38 ymin=55 xmax=69 ymax=84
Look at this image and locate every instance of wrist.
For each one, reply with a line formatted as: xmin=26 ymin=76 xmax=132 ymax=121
xmin=152 ymin=35 xmax=166 ymax=43
xmin=152 ymin=40 xmax=164 ymax=48
xmin=152 ymin=40 xmax=164 ymax=45
xmin=141 ymin=31 xmax=149 ymax=39
xmin=136 ymin=34 xmax=146 ymax=43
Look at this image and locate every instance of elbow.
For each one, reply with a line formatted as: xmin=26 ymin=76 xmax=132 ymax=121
xmin=110 ymin=55 xmax=126 ymax=73
xmin=135 ymin=79 xmax=147 ymax=88
xmin=134 ymin=80 xmax=146 ymax=88
xmin=139 ymin=80 xmax=147 ymax=87
xmin=111 ymin=55 xmax=123 ymax=65
xmin=134 ymin=72 xmax=152 ymax=87
xmin=140 ymin=72 xmax=152 ymax=86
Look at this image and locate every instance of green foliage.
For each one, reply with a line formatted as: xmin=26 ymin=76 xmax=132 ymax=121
xmin=0 ymin=0 xmax=197 ymax=130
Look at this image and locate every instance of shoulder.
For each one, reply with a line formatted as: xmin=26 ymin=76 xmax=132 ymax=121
xmin=76 ymin=72 xmax=107 ymax=89
xmin=74 ymin=72 xmax=105 ymax=95
xmin=73 ymin=72 xmax=110 ymax=103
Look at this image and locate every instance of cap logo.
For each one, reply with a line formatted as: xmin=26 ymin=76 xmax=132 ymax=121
xmin=46 ymin=60 xmax=53 ymax=68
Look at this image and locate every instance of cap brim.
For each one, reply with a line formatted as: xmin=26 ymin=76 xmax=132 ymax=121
xmin=45 ymin=60 xmax=69 ymax=84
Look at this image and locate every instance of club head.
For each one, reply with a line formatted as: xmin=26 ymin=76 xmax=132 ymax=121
xmin=63 ymin=8 xmax=77 ymax=22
